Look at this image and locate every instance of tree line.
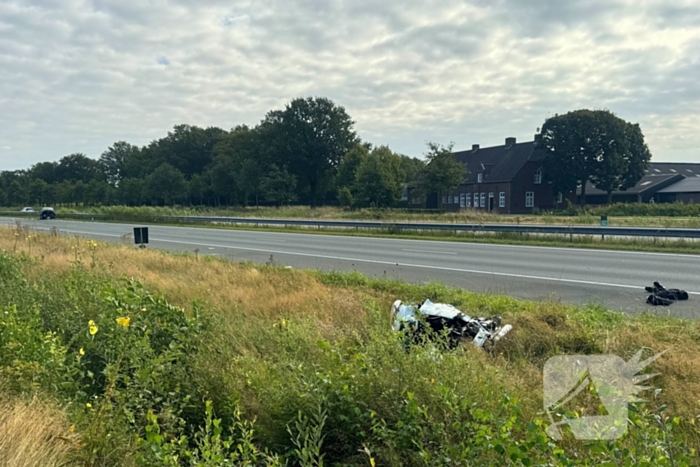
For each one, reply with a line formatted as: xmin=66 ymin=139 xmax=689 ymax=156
xmin=0 ymin=97 xmax=467 ymax=209
xmin=0 ymin=100 xmax=651 ymax=210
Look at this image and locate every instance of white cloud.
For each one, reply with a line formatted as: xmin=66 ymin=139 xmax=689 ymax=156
xmin=1 ymin=0 xmax=700 ymax=170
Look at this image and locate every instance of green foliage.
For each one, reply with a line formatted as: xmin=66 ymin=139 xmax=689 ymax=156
xmin=147 ymin=163 xmax=188 ymax=206
xmin=1 ymin=248 xmax=699 ymax=466
xmin=419 ymin=142 xmax=467 ymax=200
xmin=260 ymin=97 xmax=360 ymax=207
xmin=262 ymin=165 xmax=298 ymax=207
xmin=536 ymin=109 xmax=652 ymax=206
xmin=353 ymin=146 xmax=406 ymax=208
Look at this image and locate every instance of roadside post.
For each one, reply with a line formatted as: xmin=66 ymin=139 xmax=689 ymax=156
xmin=134 ymin=227 xmax=149 ymax=249
xmin=601 ymin=216 xmax=608 ymax=240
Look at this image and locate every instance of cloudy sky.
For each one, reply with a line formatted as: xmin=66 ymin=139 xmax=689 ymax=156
xmin=2 ymin=0 xmax=700 ymax=170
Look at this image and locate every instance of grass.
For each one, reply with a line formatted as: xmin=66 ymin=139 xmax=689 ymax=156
xmin=1 ymin=225 xmax=699 ymax=466
xmin=6 ymin=203 xmax=700 ymax=227
xmin=0 ymin=396 xmax=80 ymax=467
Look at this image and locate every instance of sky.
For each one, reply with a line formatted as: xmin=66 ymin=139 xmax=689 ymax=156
xmin=1 ymin=0 xmax=700 ymax=171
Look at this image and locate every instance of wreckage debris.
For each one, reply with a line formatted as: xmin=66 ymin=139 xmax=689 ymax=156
xmin=645 ymin=281 xmax=689 ymax=307
xmin=390 ymin=299 xmax=513 ymax=350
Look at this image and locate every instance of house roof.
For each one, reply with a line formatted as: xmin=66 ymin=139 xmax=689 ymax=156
xmin=658 ymin=177 xmax=700 ymax=194
xmin=646 ymin=162 xmax=700 ymax=177
xmin=580 ymin=174 xmax=685 ymax=196
xmin=452 ymin=141 xmax=541 ymax=184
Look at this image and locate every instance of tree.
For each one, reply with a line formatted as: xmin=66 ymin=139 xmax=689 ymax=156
xmin=188 ymin=174 xmax=209 ymax=206
xmin=419 ymin=142 xmax=467 ymax=202
xmin=56 ymin=153 xmax=103 ymax=183
xmin=261 ymin=164 xmax=297 ymax=207
xmin=336 ymin=143 xmax=370 ymax=191
xmin=354 ymin=146 xmax=406 ymax=208
xmin=29 ymin=161 xmax=59 ymax=184
xmin=261 ymin=97 xmax=360 ymax=208
xmin=139 ymin=125 xmax=227 ymax=179
xmin=536 ymin=109 xmax=652 ymax=206
xmin=398 ymin=155 xmax=426 ymax=185
xmin=100 ymin=142 xmax=141 ymax=186
xmin=146 ymin=163 xmax=187 ymax=206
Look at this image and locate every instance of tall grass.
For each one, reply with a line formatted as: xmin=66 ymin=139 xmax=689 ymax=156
xmin=0 ymin=396 xmax=79 ymax=467
xmin=1 ymin=225 xmax=699 ymax=466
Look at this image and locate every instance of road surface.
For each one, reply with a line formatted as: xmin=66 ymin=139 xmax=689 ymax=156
xmin=3 ymin=217 xmax=699 ymax=319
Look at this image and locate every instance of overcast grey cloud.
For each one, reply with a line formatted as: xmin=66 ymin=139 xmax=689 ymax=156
xmin=1 ymin=0 xmax=700 ymax=170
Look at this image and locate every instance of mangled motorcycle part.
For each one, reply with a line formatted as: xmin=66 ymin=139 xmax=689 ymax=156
xmin=390 ymin=299 xmax=513 ymax=349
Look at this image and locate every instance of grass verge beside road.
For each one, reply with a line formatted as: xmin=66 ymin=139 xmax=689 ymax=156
xmin=6 ymin=203 xmax=700 ymax=227
xmin=1 ymin=225 xmax=699 ymax=466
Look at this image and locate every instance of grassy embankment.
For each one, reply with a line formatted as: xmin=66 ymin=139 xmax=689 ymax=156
xmin=31 ymin=203 xmax=700 ymax=227
xmin=1 ymin=225 xmax=699 ymax=466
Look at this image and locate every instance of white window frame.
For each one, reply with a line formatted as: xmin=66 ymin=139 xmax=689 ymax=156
xmin=453 ymin=195 xmax=458 ymax=205
xmin=557 ymin=192 xmax=563 ymax=204
xmin=466 ymin=193 xmax=471 ymax=207
xmin=480 ymin=193 xmax=486 ymax=208
xmin=534 ymin=169 xmax=543 ymax=185
xmin=442 ymin=196 xmax=448 ymax=205
xmin=478 ymin=173 xmax=483 ymax=183
xmin=460 ymin=193 xmax=466 ymax=208
xmin=499 ymin=192 xmax=506 ymax=208
xmin=525 ymin=191 xmax=535 ymax=208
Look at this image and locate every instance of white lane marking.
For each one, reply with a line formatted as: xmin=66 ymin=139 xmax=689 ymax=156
xmin=402 ymin=249 xmax=458 ymax=255
xmin=7 ymin=218 xmax=700 ymax=259
xmin=145 ymin=237 xmax=700 ymax=296
xmin=12 ymin=225 xmax=700 ymax=296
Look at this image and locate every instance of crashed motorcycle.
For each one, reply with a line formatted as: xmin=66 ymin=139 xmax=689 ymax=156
xmin=390 ymin=299 xmax=513 ymax=350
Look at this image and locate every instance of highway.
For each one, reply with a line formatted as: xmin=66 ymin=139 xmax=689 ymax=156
xmin=3 ymin=217 xmax=699 ymax=319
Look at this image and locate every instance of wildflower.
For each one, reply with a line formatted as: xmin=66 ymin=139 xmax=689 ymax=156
xmin=116 ymin=316 xmax=131 ymax=327
xmin=79 ymin=348 xmax=85 ymax=356
xmin=370 ymin=458 xmax=376 ymax=467
xmin=141 ymin=308 xmax=147 ymax=312
xmin=281 ymin=319 xmax=287 ymax=327
xmin=86 ymin=403 xmax=92 ymax=408
xmin=88 ymin=320 xmax=98 ymax=336
xmin=69 ymin=425 xmax=76 ymax=433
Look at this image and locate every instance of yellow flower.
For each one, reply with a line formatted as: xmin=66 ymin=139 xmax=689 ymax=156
xmin=69 ymin=425 xmax=76 ymax=433
xmin=281 ymin=319 xmax=287 ymax=327
xmin=86 ymin=403 xmax=92 ymax=408
xmin=79 ymin=348 xmax=85 ymax=356
xmin=116 ymin=316 xmax=131 ymax=327
xmin=88 ymin=320 xmax=98 ymax=336
xmin=141 ymin=308 xmax=147 ymax=312
xmin=370 ymin=458 xmax=376 ymax=467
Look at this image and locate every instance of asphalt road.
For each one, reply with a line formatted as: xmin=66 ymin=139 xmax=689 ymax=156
xmin=3 ymin=217 xmax=700 ymax=319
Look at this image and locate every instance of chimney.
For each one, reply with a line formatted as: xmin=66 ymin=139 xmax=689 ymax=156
xmin=472 ymin=144 xmax=480 ymax=152
xmin=505 ymin=137 xmax=516 ymax=147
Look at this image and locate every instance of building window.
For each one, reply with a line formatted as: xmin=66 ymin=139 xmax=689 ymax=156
xmin=480 ymin=193 xmax=486 ymax=208
xmin=499 ymin=192 xmax=506 ymax=208
xmin=525 ymin=192 xmax=535 ymax=208
xmin=557 ymin=192 xmax=563 ymax=204
xmin=442 ymin=196 xmax=448 ymax=205
xmin=460 ymin=193 xmax=466 ymax=208
xmin=534 ymin=169 xmax=543 ymax=185
xmin=478 ymin=173 xmax=483 ymax=183
xmin=466 ymin=194 xmax=471 ymax=207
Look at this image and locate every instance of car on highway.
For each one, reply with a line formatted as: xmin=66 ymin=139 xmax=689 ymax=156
xmin=39 ymin=207 xmax=56 ymax=220
xmin=20 ymin=207 xmax=34 ymax=213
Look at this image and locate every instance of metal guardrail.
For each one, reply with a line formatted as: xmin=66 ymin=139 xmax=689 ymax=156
xmin=3 ymin=211 xmax=700 ymax=240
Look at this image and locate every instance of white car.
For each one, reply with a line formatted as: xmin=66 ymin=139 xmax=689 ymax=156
xmin=20 ymin=207 xmax=34 ymax=213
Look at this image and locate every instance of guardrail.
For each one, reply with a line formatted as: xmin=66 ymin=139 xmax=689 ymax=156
xmin=3 ymin=211 xmax=700 ymax=240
